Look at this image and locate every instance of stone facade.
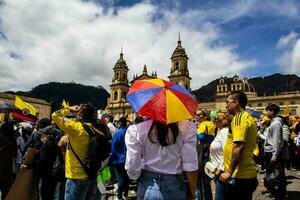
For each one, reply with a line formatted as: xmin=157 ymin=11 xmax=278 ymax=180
xmin=199 ymin=75 xmax=300 ymax=115
xmin=215 ymin=75 xmax=257 ymax=110
xmin=0 ymin=92 xmax=51 ymax=121
xmin=107 ymin=37 xmax=191 ymax=120
xmin=247 ymin=91 xmax=300 ymax=115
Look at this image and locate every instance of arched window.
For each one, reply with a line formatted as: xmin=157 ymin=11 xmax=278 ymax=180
xmin=116 ymin=72 xmax=119 ymax=79
xmin=114 ymin=91 xmax=118 ymax=100
xmin=175 ymin=62 xmax=179 ymax=69
xmin=223 ymin=86 xmax=226 ymax=91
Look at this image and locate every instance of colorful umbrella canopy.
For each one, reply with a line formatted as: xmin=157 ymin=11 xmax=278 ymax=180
xmin=127 ymin=78 xmax=199 ymax=124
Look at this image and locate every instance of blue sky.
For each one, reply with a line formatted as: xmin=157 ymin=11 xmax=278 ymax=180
xmin=0 ymin=0 xmax=300 ymax=92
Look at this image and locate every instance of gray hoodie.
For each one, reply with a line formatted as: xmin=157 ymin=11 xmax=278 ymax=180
xmin=264 ymin=117 xmax=284 ymax=158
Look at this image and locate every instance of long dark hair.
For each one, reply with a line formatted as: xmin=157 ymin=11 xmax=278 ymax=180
xmin=148 ymin=121 xmax=179 ymax=147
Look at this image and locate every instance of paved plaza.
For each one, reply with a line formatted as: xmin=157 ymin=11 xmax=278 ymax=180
xmin=253 ymin=169 xmax=300 ymax=200
xmin=1 ymin=169 xmax=299 ymax=199
xmin=104 ymin=169 xmax=300 ymax=200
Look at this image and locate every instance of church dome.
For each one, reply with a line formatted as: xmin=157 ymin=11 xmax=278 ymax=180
xmin=171 ymin=39 xmax=188 ymax=59
xmin=113 ymin=52 xmax=128 ymax=69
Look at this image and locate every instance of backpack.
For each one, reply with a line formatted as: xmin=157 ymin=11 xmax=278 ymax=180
xmin=51 ymin=145 xmax=65 ymax=181
xmin=47 ymin=129 xmax=65 ymax=181
xmin=264 ymin=164 xmax=287 ymax=198
xmin=197 ymin=126 xmax=210 ymax=175
xmin=69 ymin=123 xmax=111 ymax=177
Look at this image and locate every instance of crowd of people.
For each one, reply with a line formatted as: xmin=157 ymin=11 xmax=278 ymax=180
xmin=1 ymin=91 xmax=300 ymax=200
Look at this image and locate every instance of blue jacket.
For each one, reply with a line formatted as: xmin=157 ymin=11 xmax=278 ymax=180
xmin=109 ymin=127 xmax=127 ymax=164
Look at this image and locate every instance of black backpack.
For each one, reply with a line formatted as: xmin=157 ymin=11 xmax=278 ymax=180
xmin=69 ymin=123 xmax=111 ymax=177
xmin=51 ymin=145 xmax=65 ymax=181
xmin=197 ymin=126 xmax=210 ymax=175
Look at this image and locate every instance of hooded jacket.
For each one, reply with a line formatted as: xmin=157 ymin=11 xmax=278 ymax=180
xmin=264 ymin=117 xmax=284 ymax=158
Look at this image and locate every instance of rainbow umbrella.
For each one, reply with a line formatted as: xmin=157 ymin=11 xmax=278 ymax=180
xmin=127 ymin=78 xmax=199 ymax=124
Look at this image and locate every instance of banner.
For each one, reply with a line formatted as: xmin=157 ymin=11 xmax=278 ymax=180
xmin=12 ymin=96 xmax=37 ymax=121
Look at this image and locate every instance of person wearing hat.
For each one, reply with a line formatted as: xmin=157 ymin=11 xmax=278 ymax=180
xmin=21 ymin=125 xmax=62 ymax=200
xmin=195 ymin=109 xmax=216 ymax=200
xmin=24 ymin=118 xmax=51 ymax=153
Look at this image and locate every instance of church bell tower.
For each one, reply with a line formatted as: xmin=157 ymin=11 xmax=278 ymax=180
xmin=107 ymin=48 xmax=131 ymax=119
xmin=168 ymin=33 xmax=191 ymax=90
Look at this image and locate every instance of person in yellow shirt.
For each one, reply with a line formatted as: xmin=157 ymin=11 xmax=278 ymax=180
xmin=196 ymin=110 xmax=216 ymax=143
xmin=220 ymin=91 xmax=258 ymax=200
xmin=52 ymin=104 xmax=97 ymax=200
xmin=196 ymin=109 xmax=216 ymax=200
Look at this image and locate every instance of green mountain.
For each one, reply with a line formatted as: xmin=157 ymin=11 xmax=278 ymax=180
xmin=192 ymin=73 xmax=300 ymax=102
xmin=6 ymin=73 xmax=300 ymax=110
xmin=5 ymin=82 xmax=110 ymax=112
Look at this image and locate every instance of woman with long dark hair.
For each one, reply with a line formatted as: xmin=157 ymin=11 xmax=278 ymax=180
xmin=125 ymin=119 xmax=198 ymax=200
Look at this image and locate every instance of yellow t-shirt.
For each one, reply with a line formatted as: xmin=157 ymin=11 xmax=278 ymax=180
xmin=223 ymin=111 xmax=257 ymax=179
xmin=197 ymin=120 xmax=216 ymax=137
xmin=52 ymin=108 xmax=91 ymax=179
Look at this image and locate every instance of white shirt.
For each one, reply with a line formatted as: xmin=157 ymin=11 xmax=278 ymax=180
xmin=107 ymin=122 xmax=117 ymax=137
xmin=209 ymin=127 xmax=228 ymax=171
xmin=125 ymin=120 xmax=198 ymax=180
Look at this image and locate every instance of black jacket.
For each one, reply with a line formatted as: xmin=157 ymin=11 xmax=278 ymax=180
xmin=29 ymin=138 xmax=61 ymax=178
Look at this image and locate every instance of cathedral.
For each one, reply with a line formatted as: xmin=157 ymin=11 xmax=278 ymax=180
xmin=106 ymin=36 xmax=191 ymax=120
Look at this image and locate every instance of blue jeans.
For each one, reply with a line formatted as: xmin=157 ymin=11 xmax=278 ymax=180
xmin=114 ymin=164 xmax=130 ymax=199
xmin=214 ymin=179 xmax=225 ymax=200
xmin=64 ymin=177 xmax=97 ymax=200
xmin=137 ymin=170 xmax=187 ymax=200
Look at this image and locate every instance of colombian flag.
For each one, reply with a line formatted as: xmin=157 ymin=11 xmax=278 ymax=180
xmin=12 ymin=96 xmax=37 ymax=121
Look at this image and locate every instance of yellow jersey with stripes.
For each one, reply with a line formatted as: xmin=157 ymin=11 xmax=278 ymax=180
xmin=223 ymin=111 xmax=257 ymax=179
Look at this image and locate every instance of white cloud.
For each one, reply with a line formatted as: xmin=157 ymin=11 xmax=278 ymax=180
xmin=0 ymin=0 xmax=255 ymax=92
xmin=276 ymin=31 xmax=300 ymax=75
xmin=184 ymin=0 xmax=300 ymax=25
xmin=276 ymin=31 xmax=298 ymax=49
